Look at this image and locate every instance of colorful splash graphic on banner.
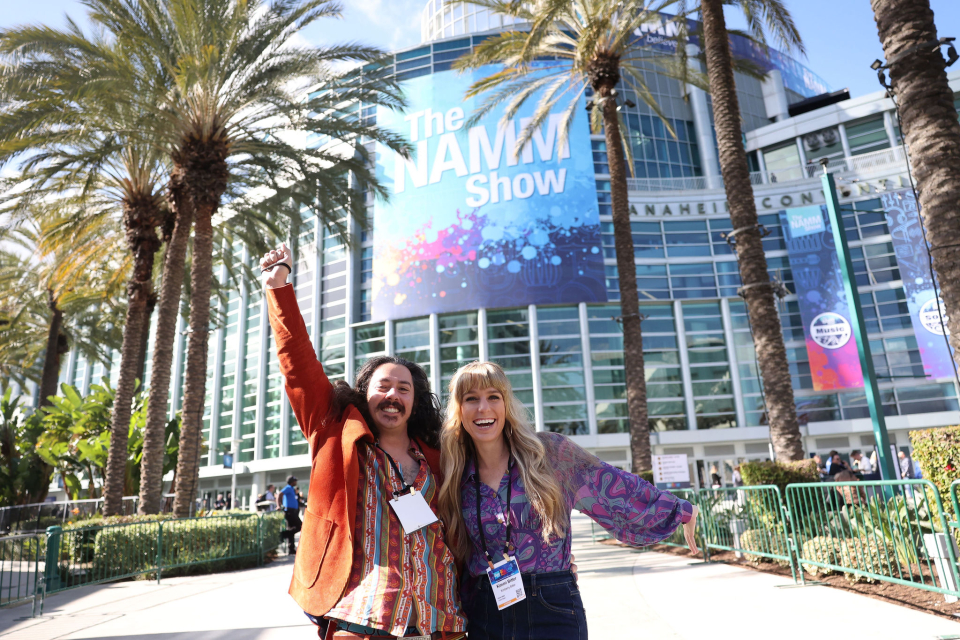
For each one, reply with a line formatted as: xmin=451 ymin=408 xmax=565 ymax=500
xmin=372 ymin=65 xmax=606 ymax=321
xmin=882 ymin=189 xmax=955 ymax=378
xmin=780 ymin=205 xmax=864 ymax=390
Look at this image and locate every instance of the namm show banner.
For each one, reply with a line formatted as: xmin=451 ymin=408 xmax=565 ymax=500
xmin=372 ymin=64 xmax=607 ymax=321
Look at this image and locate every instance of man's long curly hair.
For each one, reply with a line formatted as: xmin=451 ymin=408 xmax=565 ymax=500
xmin=325 ymin=355 xmax=442 ymax=449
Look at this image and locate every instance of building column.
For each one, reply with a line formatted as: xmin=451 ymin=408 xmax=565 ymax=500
xmin=65 ymin=348 xmax=78 ymax=388
xmin=231 ymin=248 xmax=250 ymax=461
xmin=578 ymin=303 xmax=598 ymax=435
xmin=385 ymin=318 xmax=395 ymax=356
xmin=528 ymin=305 xmax=545 ymax=432
xmin=760 ymin=69 xmax=790 ymax=123
xmin=883 ymin=110 xmax=899 ymax=149
xmin=311 ymin=213 xmax=324 ymax=357
xmin=170 ymin=310 xmax=187 ymax=418
xmin=685 ymin=45 xmax=721 ymax=190
xmin=344 ymin=220 xmax=358 ymax=387
xmin=795 ymin=137 xmax=808 ymax=177
xmin=720 ymin=298 xmax=747 ymax=430
xmin=254 ymin=292 xmax=270 ymax=462
xmin=208 ymin=262 xmax=230 ymax=466
xmin=674 ymin=301 xmax=697 ymax=430
xmin=837 ymin=123 xmax=852 ymax=168
xmin=477 ymin=308 xmax=489 ymax=361
xmin=756 ymin=150 xmax=769 ymax=184
xmin=428 ymin=313 xmax=441 ymax=396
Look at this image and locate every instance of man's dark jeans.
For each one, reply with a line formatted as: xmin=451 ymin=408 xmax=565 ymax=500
xmin=464 ymin=570 xmax=586 ymax=640
xmin=282 ymin=507 xmax=302 ymax=553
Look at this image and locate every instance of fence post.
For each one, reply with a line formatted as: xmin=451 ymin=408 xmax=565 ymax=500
xmin=43 ymin=526 xmax=62 ymax=595
xmin=156 ymin=521 xmax=163 ymax=585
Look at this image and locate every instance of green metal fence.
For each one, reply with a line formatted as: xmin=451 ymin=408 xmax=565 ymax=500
xmin=0 ymin=532 xmax=42 ymax=616
xmin=697 ymin=486 xmax=798 ymax=581
xmin=786 ymin=479 xmax=960 ymax=597
xmin=0 ymin=511 xmax=285 ymax=616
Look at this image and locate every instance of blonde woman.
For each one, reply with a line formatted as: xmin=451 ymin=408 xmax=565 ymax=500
xmin=438 ymin=361 xmax=698 ymax=640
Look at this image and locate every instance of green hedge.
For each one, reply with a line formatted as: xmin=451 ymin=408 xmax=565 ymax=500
xmin=740 ymin=459 xmax=820 ymax=497
xmin=51 ymin=512 xmax=284 ymax=586
xmin=910 ymin=425 xmax=960 ymax=515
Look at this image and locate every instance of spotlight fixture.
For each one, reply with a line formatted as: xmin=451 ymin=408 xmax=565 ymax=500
xmin=624 ymin=99 xmax=636 ymax=108
xmin=585 ymin=100 xmax=594 ymax=112
xmin=870 ymin=59 xmax=883 ymax=71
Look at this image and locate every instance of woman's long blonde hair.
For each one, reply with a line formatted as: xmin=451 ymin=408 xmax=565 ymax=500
xmin=437 ymin=361 xmax=568 ymax=563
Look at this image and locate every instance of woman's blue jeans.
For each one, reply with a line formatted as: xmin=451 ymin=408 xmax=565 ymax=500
xmin=464 ymin=570 xmax=587 ymax=640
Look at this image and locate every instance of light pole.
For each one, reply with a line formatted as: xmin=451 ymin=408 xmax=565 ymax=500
xmin=820 ymin=160 xmax=897 ymax=480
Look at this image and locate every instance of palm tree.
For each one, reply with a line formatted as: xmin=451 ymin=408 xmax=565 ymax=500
xmin=90 ymin=0 xmax=408 ymax=516
xmin=870 ymin=0 xmax=960 ymax=364
xmin=0 ymin=29 xmax=174 ymax=513
xmin=452 ymin=0 xmax=711 ymax=473
xmin=697 ymin=0 xmax=805 ymax=460
xmin=0 ymin=208 xmax=126 ymax=406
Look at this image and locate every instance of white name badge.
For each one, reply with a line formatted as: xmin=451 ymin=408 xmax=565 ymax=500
xmin=486 ymin=556 xmax=526 ymax=610
xmin=388 ymin=490 xmax=439 ymax=534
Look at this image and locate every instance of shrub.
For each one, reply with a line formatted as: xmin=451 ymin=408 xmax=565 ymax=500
xmin=638 ymin=470 xmax=654 ymax=484
xmin=48 ymin=512 xmax=276 ymax=581
xmin=909 ymin=425 xmax=960 ymax=515
xmin=740 ymin=459 xmax=820 ymax=497
xmin=799 ymin=534 xmax=898 ymax=583
xmin=739 ymin=527 xmax=790 ymax=565
xmin=800 ymin=536 xmax=842 ymax=576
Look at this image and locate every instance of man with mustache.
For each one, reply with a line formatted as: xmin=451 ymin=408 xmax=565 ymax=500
xmin=261 ymin=244 xmax=465 ymax=640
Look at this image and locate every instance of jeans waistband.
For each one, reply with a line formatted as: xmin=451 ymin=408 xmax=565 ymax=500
xmin=477 ymin=570 xmax=575 ymax=591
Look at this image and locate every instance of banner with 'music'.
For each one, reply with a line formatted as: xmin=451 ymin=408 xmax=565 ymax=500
xmin=882 ymin=189 xmax=955 ymax=379
xmin=780 ymin=205 xmax=864 ymax=391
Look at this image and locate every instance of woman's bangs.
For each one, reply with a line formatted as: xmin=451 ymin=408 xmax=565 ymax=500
xmin=453 ymin=365 xmax=510 ymax=401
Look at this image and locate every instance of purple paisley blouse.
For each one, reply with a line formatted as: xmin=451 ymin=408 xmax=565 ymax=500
xmin=460 ymin=432 xmax=693 ymax=577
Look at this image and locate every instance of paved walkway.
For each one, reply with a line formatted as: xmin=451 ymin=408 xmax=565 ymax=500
xmin=2 ymin=514 xmax=960 ymax=639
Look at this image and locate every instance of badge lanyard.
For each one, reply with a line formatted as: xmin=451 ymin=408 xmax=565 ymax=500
xmin=474 ymin=455 xmax=515 ymax=569
xmin=475 ymin=454 xmax=525 ymax=610
xmin=376 ymin=442 xmax=438 ymax=534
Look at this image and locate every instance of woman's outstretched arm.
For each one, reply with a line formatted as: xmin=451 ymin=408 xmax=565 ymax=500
xmin=262 ymin=243 xmax=334 ymax=440
xmin=545 ymin=433 xmax=699 ymax=553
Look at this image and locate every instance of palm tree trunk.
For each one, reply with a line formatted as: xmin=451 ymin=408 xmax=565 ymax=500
xmin=103 ymin=214 xmax=160 ymax=516
xmin=599 ymin=87 xmax=652 ymax=474
xmin=172 ymin=207 xmax=215 ymax=517
xmin=871 ymin=0 xmax=960 ymax=362
xmin=138 ymin=180 xmax=193 ymax=515
xmin=38 ymin=292 xmax=65 ymax=408
xmin=700 ymin=0 xmax=804 ymax=461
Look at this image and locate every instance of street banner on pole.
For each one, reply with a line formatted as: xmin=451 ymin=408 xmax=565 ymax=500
xmin=881 ymin=189 xmax=955 ymax=378
xmin=780 ymin=205 xmax=864 ymax=390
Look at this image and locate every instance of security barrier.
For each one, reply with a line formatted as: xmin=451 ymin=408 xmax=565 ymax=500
xmin=585 ymin=480 xmax=960 ymax=600
xmin=785 ymin=479 xmax=960 ymax=597
xmin=698 ymin=486 xmax=798 ymax=581
xmin=0 ymin=511 xmax=285 ymax=616
xmin=0 ymin=532 xmax=42 ymax=615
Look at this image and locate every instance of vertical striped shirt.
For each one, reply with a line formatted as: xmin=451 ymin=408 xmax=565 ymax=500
xmin=325 ymin=442 xmax=465 ymax=636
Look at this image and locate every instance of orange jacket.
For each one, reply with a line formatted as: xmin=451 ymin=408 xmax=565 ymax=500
xmin=267 ymin=285 xmax=443 ymax=616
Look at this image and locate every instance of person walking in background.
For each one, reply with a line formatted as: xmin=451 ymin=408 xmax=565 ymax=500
xmin=710 ymin=465 xmax=722 ymax=488
xmin=279 ymin=476 xmax=302 ymax=554
xmin=732 ymin=465 xmax=744 ymax=487
xmin=261 ymin=245 xmax=466 ymax=640
xmin=898 ymin=450 xmax=914 ymax=480
xmin=258 ymin=484 xmax=278 ymax=512
xmin=214 ymin=493 xmax=226 ymax=510
xmin=438 ymin=361 xmax=698 ymax=640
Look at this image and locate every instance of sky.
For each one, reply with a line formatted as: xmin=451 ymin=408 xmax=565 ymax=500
xmin=1 ymin=0 xmax=959 ymax=99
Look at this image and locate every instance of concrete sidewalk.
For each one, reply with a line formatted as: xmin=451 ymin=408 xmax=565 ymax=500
xmin=3 ymin=515 xmax=960 ymax=639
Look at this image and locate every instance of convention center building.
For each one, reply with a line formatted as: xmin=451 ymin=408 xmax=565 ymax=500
xmin=53 ymin=2 xmax=960 ymax=502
